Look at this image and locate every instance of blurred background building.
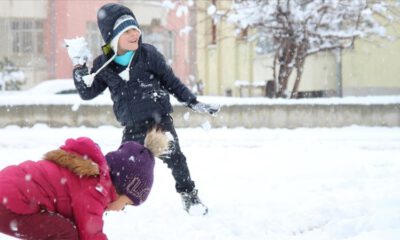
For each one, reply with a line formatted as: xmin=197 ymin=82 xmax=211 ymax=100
xmin=0 ymin=0 xmax=193 ymax=89
xmin=0 ymin=0 xmax=399 ymax=97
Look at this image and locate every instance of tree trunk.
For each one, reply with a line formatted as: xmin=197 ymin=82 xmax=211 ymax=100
xmin=272 ymin=49 xmax=278 ymax=97
xmin=291 ymin=43 xmax=308 ymax=98
xmin=276 ymin=39 xmax=297 ymax=98
xmin=290 ymin=59 xmax=305 ymax=98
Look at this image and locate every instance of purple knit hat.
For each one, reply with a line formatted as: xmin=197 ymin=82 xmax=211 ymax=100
xmin=105 ymin=141 xmax=155 ymax=206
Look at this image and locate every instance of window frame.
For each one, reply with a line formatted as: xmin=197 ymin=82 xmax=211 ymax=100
xmin=9 ymin=18 xmax=44 ymax=55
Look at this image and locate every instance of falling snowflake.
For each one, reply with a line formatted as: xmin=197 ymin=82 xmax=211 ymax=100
xmin=25 ymin=174 xmax=32 ymax=181
xmin=60 ymin=177 xmax=67 ymax=185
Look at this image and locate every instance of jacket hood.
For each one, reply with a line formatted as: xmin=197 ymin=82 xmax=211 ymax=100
xmin=97 ymin=3 xmax=140 ymax=44
xmin=43 ymin=136 xmax=109 ymax=177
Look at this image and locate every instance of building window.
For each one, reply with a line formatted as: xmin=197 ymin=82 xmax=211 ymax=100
xmin=141 ymin=19 xmax=174 ymax=62
xmin=142 ymin=29 xmax=174 ymax=61
xmin=10 ymin=19 xmax=44 ymax=54
xmin=86 ymin=21 xmax=104 ymax=57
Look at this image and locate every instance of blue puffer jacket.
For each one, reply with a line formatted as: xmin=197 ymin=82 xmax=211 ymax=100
xmin=73 ymin=3 xmax=197 ymax=126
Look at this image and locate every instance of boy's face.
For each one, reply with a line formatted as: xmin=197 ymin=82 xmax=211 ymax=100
xmin=117 ymin=28 xmax=141 ymax=55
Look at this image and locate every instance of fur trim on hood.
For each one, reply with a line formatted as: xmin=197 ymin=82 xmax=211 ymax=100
xmin=43 ymin=149 xmax=100 ymax=177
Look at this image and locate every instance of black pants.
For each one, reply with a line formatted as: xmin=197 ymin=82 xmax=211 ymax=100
xmin=122 ymin=115 xmax=195 ymax=193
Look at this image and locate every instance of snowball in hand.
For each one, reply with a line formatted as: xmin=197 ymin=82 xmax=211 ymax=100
xmin=64 ymin=37 xmax=92 ymax=66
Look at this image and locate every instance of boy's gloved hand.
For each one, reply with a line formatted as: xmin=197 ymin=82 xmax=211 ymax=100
xmin=73 ymin=65 xmax=94 ymax=87
xmin=65 ymin=37 xmax=92 ymax=66
xmin=189 ymin=101 xmax=221 ymax=115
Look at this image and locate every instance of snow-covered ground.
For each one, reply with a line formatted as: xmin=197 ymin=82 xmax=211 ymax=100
xmin=0 ymin=125 xmax=399 ymax=240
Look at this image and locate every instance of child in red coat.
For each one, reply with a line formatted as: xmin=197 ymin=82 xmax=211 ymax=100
xmin=0 ymin=129 xmax=168 ymax=240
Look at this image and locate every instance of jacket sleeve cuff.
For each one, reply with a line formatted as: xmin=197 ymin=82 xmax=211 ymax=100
xmin=188 ymin=98 xmax=198 ymax=108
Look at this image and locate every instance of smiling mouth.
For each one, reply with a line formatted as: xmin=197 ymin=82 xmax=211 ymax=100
xmin=129 ymin=39 xmax=138 ymax=44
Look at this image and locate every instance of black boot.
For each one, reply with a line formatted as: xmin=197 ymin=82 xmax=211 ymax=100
xmin=180 ymin=189 xmax=208 ymax=215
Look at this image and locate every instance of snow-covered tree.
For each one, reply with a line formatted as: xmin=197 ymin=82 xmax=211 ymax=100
xmin=224 ymin=0 xmax=399 ymax=98
xmin=0 ymin=57 xmax=26 ymax=91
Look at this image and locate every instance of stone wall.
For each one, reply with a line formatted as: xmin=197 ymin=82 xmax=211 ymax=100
xmin=1 ymin=103 xmax=399 ymax=128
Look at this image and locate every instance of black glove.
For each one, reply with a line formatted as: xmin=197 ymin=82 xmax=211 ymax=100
xmin=73 ymin=65 xmax=88 ymax=81
xmin=73 ymin=65 xmax=95 ymax=87
xmin=189 ymin=101 xmax=221 ymax=115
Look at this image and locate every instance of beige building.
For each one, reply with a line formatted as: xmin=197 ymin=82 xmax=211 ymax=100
xmin=341 ymin=27 xmax=400 ymax=96
xmin=195 ymin=0 xmax=253 ymax=96
xmin=195 ymin=0 xmax=400 ymax=97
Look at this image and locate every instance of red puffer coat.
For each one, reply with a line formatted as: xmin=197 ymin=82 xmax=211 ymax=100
xmin=0 ymin=137 xmax=118 ymax=240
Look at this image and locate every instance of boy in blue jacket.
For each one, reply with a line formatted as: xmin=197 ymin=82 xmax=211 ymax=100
xmin=68 ymin=3 xmax=219 ymax=215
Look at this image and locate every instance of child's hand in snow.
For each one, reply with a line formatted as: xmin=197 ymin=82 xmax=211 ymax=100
xmin=64 ymin=37 xmax=92 ymax=66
